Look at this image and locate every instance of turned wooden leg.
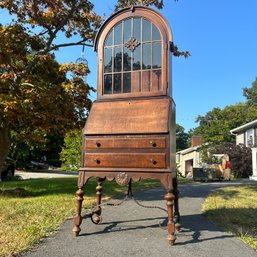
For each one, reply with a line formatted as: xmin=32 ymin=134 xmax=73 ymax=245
xmin=73 ymin=187 xmax=84 ymax=237
xmin=173 ymin=178 xmax=181 ymax=232
xmin=92 ymin=178 xmax=104 ymax=224
xmin=164 ymin=191 xmax=176 ymax=246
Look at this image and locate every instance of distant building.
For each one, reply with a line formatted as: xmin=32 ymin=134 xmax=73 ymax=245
xmin=230 ymin=119 xmax=257 ymax=181
xmin=176 ymin=136 xmax=230 ymax=179
xmin=176 ymin=136 xmax=204 ymax=176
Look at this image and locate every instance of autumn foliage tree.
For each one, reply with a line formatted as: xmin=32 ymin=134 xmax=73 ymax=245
xmin=0 ymin=0 xmax=103 ymax=175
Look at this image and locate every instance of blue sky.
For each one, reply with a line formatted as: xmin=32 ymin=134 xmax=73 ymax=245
xmin=1 ymin=1 xmax=257 ymax=132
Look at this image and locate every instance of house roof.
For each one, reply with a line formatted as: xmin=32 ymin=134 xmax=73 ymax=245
xmin=176 ymin=145 xmax=202 ymax=155
xmin=230 ymin=119 xmax=257 ymax=134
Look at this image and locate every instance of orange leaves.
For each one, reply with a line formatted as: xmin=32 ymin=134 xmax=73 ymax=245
xmin=0 ymin=1 xmax=95 ymax=135
xmin=115 ymin=0 xmax=165 ymax=11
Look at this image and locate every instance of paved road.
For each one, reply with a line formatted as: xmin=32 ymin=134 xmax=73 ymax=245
xmin=16 ymin=170 xmax=77 ymax=179
xmin=21 ymin=180 xmax=257 ymax=257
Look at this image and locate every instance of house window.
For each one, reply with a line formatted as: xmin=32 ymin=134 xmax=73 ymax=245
xmin=246 ymin=129 xmax=254 ymax=147
xmin=103 ymin=17 xmax=162 ymax=95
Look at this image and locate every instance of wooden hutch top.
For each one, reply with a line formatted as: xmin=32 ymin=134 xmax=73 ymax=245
xmin=93 ymin=5 xmax=173 ymax=100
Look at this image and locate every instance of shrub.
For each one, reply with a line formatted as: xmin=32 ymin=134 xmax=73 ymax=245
xmin=210 ymin=143 xmax=252 ymax=178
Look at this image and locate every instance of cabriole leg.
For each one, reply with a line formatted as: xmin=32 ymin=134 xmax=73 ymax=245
xmin=92 ymin=178 xmax=104 ymax=224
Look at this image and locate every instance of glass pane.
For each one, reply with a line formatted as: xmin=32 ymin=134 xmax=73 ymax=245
xmin=133 ymin=18 xmax=141 ymax=41
xmin=142 ymin=70 xmax=151 ymax=92
xmin=152 ymin=69 xmax=162 ymax=91
xmin=131 ymin=71 xmax=141 ymax=92
xmin=142 ymin=43 xmax=151 ymax=70
xmin=114 ymin=74 xmax=121 ymax=93
xmin=104 ymin=74 xmax=112 ymax=94
xmin=142 ymin=19 xmax=151 ymax=42
xmin=123 ymin=47 xmax=131 ymax=71
xmin=152 ymin=24 xmax=161 ymax=40
xmin=114 ymin=47 xmax=122 ymax=72
xmin=114 ymin=22 xmax=122 ymax=45
xmin=124 ymin=19 xmax=131 ymax=43
xmin=105 ymin=30 xmax=113 ymax=46
xmin=123 ymin=72 xmax=131 ymax=93
xmin=104 ymin=47 xmax=113 ymax=73
xmin=152 ymin=42 xmax=162 ymax=68
xmin=133 ymin=45 xmax=141 ymax=70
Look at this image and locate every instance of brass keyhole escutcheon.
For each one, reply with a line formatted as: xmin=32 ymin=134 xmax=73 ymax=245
xmin=94 ymin=159 xmax=101 ymax=164
xmin=96 ymin=142 xmax=101 ymax=147
xmin=150 ymin=159 xmax=157 ymax=165
xmin=150 ymin=141 xmax=157 ymax=147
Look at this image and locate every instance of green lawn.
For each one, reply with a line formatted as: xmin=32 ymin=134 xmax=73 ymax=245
xmin=202 ymin=183 xmax=257 ymax=251
xmin=0 ymin=176 xmax=187 ymax=257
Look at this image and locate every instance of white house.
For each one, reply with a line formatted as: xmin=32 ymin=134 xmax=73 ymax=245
xmin=176 ymin=136 xmax=231 ymax=178
xmin=176 ymin=136 xmax=203 ymax=176
xmin=230 ymin=119 xmax=257 ymax=181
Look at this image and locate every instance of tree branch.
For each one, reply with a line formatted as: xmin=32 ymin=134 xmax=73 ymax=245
xmin=48 ymin=41 xmax=93 ymax=52
xmin=46 ymin=0 xmax=78 ymax=49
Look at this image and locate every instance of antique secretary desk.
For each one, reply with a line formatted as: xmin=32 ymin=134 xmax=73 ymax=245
xmin=73 ymin=5 xmax=180 ymax=245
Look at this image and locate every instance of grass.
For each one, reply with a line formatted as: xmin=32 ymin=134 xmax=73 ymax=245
xmin=202 ymin=183 xmax=257 ymax=251
xmin=0 ymin=176 xmax=189 ymax=257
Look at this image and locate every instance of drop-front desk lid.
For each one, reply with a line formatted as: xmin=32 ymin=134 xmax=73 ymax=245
xmin=84 ymin=98 xmax=172 ymax=135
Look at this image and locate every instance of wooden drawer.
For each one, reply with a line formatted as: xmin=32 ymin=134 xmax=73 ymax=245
xmin=85 ymin=137 xmax=166 ymax=149
xmin=84 ymin=153 xmax=166 ymax=168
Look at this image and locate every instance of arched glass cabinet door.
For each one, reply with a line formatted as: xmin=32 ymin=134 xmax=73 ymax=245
xmin=94 ymin=6 xmax=172 ymax=99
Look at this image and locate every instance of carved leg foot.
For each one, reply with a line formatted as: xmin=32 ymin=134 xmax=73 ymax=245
xmin=164 ymin=191 xmax=176 ymax=246
xmin=92 ymin=178 xmax=104 ymax=224
xmin=173 ymin=178 xmax=181 ymax=232
xmin=73 ymin=188 xmax=84 ymax=237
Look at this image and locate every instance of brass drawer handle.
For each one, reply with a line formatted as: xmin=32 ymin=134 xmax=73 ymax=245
xmin=94 ymin=159 xmax=101 ymax=164
xmin=95 ymin=142 xmax=101 ymax=147
xmin=149 ymin=141 xmax=157 ymax=147
xmin=150 ymin=159 xmax=157 ymax=165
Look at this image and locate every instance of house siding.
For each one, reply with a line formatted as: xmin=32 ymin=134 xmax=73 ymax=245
xmin=236 ymin=133 xmax=245 ymax=145
xmin=230 ymin=119 xmax=257 ymax=181
xmin=177 ymin=150 xmax=202 ymax=176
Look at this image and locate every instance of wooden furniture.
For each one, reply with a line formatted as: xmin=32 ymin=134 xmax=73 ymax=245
xmin=73 ymin=5 xmax=180 ymax=245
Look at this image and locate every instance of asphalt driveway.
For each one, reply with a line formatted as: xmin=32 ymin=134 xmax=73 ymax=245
xmin=21 ymin=180 xmax=257 ymax=257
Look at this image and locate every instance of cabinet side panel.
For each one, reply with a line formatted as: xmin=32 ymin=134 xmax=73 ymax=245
xmin=169 ymin=99 xmax=176 ymax=174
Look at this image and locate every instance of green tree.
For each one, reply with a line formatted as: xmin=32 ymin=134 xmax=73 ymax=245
xmin=193 ymin=103 xmax=257 ymax=145
xmin=176 ymin=124 xmax=189 ymax=151
xmin=60 ymin=130 xmax=82 ymax=171
xmin=243 ymin=77 xmax=257 ymax=106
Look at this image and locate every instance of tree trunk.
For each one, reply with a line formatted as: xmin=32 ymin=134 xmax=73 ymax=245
xmin=0 ymin=123 xmax=11 ymax=181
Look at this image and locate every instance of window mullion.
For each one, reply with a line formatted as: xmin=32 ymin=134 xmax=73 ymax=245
xmin=150 ymin=22 xmax=153 ymax=92
xmin=121 ymin=21 xmax=124 ymax=93
xmin=140 ymin=18 xmax=142 ymax=92
xmin=111 ymin=47 xmax=114 ymax=94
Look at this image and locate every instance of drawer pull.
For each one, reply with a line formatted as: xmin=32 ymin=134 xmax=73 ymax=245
xmin=95 ymin=142 xmax=101 ymax=147
xmin=150 ymin=159 xmax=157 ymax=165
xmin=149 ymin=141 xmax=157 ymax=147
xmin=94 ymin=159 xmax=101 ymax=164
